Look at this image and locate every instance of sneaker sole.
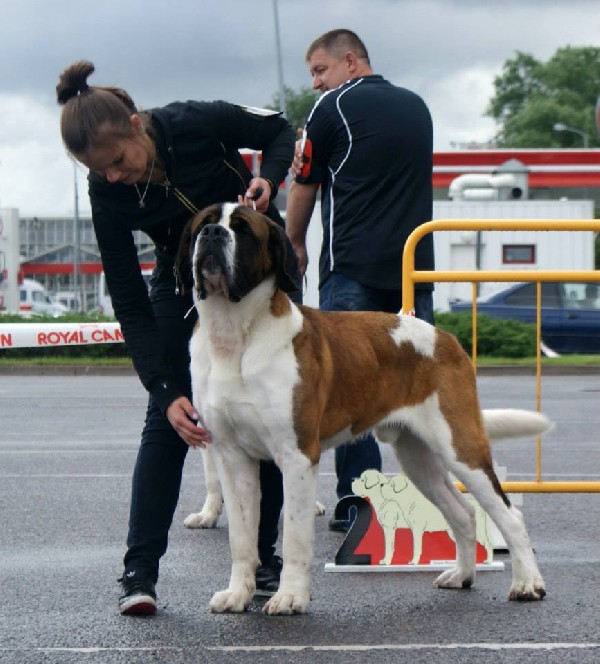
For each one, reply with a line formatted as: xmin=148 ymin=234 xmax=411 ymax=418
xmin=119 ymin=595 xmax=157 ymax=616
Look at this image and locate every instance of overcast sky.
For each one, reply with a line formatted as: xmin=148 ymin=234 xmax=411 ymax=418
xmin=0 ymin=0 xmax=597 ymax=217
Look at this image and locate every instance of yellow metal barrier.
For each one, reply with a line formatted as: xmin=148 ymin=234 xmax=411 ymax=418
xmin=402 ymin=218 xmax=600 ymax=494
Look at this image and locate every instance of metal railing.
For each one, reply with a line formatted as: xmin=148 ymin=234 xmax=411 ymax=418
xmin=401 ymin=218 xmax=600 ymax=493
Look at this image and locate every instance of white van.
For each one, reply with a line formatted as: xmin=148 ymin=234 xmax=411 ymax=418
xmin=98 ymin=269 xmax=153 ymax=317
xmin=53 ymin=291 xmax=82 ymax=312
xmin=19 ymin=279 xmax=68 ymax=317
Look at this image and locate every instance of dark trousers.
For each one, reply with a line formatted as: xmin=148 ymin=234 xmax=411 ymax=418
xmin=319 ymin=272 xmax=435 ymax=499
xmin=123 ymin=272 xmax=282 ymax=580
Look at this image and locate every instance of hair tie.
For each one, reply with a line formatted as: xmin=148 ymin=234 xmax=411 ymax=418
xmin=79 ymin=82 xmax=89 ymax=94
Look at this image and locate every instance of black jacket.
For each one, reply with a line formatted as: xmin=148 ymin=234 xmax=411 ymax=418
xmin=89 ymin=100 xmax=294 ymax=411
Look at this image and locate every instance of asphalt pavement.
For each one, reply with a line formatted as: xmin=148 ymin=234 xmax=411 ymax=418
xmin=0 ymin=373 xmax=599 ymax=663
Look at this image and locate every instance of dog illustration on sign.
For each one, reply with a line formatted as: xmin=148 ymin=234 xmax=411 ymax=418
xmin=352 ymin=469 xmax=494 ymax=566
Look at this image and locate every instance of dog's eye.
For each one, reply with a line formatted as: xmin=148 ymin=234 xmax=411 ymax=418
xmin=232 ymin=221 xmax=252 ymax=235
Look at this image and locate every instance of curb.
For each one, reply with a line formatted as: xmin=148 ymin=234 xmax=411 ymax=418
xmin=0 ymin=364 xmax=599 ymax=377
xmin=0 ymin=364 xmax=136 ymax=376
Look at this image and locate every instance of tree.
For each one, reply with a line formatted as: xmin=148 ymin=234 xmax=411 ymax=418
xmin=486 ymin=47 xmax=600 ymax=148
xmin=266 ymin=85 xmax=319 ymax=131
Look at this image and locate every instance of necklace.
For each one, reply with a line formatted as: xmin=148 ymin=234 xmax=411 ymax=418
xmin=134 ymin=155 xmax=156 ymax=209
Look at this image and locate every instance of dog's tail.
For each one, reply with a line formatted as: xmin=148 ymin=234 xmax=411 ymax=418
xmin=482 ymin=409 xmax=553 ymax=440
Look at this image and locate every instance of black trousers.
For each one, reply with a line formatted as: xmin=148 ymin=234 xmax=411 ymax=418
xmin=123 ymin=270 xmax=283 ymax=581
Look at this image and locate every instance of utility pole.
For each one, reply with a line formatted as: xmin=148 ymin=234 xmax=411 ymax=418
xmin=272 ymin=0 xmax=286 ymax=116
xmin=73 ymin=160 xmax=82 ymax=311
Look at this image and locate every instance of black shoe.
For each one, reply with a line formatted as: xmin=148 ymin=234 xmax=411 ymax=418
xmin=328 ymin=517 xmax=351 ymax=533
xmin=118 ymin=570 xmax=157 ymax=616
xmin=255 ymin=555 xmax=283 ymax=597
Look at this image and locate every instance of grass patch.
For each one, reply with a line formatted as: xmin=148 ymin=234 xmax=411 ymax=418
xmin=471 ymin=355 xmax=600 ymax=366
xmin=0 ymin=356 xmax=133 ymax=367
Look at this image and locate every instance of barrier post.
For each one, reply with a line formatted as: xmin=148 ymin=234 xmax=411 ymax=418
xmin=401 ymin=218 xmax=600 ymax=494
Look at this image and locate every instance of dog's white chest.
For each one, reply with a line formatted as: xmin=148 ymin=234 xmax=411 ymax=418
xmin=190 ymin=313 xmax=301 ymax=459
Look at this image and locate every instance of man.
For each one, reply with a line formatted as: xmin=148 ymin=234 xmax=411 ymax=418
xmin=286 ymin=29 xmax=435 ymax=532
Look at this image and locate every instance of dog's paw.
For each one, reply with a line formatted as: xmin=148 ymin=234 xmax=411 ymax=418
xmin=209 ymin=588 xmax=252 ymax=613
xmin=433 ymin=567 xmax=475 ymax=590
xmin=183 ymin=496 xmax=222 ymax=528
xmin=314 ymin=501 xmax=326 ymax=516
xmin=262 ymin=589 xmax=310 ymax=615
xmin=508 ymin=579 xmax=546 ymax=601
xmin=183 ymin=510 xmax=220 ymax=529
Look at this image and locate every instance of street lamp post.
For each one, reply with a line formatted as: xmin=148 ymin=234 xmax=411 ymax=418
xmin=73 ymin=160 xmax=82 ymax=311
xmin=272 ymin=0 xmax=286 ymax=117
xmin=553 ymin=122 xmax=589 ymax=148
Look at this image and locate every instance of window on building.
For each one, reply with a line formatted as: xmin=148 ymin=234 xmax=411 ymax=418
xmin=502 ymin=244 xmax=536 ymax=264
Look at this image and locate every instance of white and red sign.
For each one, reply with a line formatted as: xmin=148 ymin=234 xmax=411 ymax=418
xmin=0 ymin=322 xmax=123 ymax=349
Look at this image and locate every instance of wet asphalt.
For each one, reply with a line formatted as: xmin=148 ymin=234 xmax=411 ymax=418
xmin=0 ymin=372 xmax=599 ymax=663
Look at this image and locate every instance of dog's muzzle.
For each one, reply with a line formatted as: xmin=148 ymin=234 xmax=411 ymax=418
xmin=195 ymin=224 xmax=234 ymax=299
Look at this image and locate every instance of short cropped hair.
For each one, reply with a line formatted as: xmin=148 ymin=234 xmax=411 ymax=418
xmin=306 ymin=29 xmax=370 ymax=64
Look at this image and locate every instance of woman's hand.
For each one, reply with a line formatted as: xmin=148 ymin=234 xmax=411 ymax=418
xmin=166 ymin=396 xmax=212 ymax=449
xmin=239 ymin=176 xmax=272 ymax=213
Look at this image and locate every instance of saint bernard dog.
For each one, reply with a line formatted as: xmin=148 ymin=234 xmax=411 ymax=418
xmin=175 ymin=202 xmax=550 ymax=616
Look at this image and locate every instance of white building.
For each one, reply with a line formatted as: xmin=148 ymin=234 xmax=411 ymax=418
xmin=303 ymin=199 xmax=595 ymax=312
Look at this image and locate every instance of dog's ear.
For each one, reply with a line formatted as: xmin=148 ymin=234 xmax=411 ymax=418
xmin=363 ymin=470 xmax=383 ymax=491
xmin=267 ymin=221 xmax=302 ymax=295
xmin=390 ymin=475 xmax=408 ymax=494
xmin=174 ymin=216 xmax=196 ymax=296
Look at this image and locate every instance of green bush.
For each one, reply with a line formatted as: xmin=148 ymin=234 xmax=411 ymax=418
xmin=434 ymin=312 xmax=537 ymax=358
xmin=1 ymin=311 xmax=538 ymax=361
xmin=0 ymin=313 xmax=130 ymax=359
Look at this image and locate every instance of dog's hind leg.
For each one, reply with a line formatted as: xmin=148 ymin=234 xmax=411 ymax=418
xmin=208 ymin=446 xmax=261 ymax=613
xmin=184 ymin=446 xmax=223 ymax=529
xmin=263 ymin=451 xmax=317 ymax=616
xmin=447 ymin=458 xmax=545 ymax=601
xmin=383 ymin=428 xmax=479 ymax=588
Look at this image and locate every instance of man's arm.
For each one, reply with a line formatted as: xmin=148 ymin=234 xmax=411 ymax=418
xmin=286 ymin=180 xmax=319 ymax=276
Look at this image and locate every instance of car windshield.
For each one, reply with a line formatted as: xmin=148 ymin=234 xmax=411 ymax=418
xmin=477 ymin=282 xmax=600 ymax=309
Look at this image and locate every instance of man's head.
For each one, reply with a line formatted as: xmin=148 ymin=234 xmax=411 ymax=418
xmin=306 ymin=29 xmax=373 ymax=93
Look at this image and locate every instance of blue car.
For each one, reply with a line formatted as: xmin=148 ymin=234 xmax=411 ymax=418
xmin=449 ymin=281 xmax=600 ymax=355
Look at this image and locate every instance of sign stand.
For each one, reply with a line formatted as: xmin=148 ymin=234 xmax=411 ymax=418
xmin=325 ymin=470 xmax=505 ymax=573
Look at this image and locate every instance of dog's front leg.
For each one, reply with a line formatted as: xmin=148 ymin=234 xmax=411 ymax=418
xmin=263 ymin=454 xmax=317 ymax=615
xmin=409 ymin=527 xmax=425 ymax=566
xmin=208 ymin=447 xmax=260 ymax=613
xmin=380 ymin=526 xmax=396 ymax=566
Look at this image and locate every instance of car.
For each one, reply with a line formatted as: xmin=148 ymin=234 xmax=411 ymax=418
xmin=19 ymin=279 xmax=69 ymax=317
xmin=53 ymin=291 xmax=82 ymax=312
xmin=449 ymin=281 xmax=600 ymax=355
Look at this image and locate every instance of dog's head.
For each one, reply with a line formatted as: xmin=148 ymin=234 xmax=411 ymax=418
xmin=175 ymin=203 xmax=300 ymax=303
xmin=351 ymin=469 xmax=388 ymax=498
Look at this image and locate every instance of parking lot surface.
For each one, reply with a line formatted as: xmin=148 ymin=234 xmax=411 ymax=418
xmin=0 ymin=374 xmax=599 ymax=663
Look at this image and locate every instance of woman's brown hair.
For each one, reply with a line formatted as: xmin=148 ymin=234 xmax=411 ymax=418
xmin=56 ymin=60 xmax=140 ymax=155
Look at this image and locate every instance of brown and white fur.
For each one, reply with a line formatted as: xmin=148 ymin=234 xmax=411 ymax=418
xmin=175 ymin=202 xmax=550 ymax=615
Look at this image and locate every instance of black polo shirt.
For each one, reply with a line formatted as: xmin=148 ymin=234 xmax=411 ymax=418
xmin=297 ymin=75 xmax=434 ymax=291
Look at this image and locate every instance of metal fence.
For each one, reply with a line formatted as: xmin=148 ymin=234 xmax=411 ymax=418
xmin=401 ymin=218 xmax=600 ymax=493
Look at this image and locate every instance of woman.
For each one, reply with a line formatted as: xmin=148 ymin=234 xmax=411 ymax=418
xmin=56 ymin=61 xmax=295 ymax=615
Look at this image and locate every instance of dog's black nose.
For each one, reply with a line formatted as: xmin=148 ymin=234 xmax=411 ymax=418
xmin=200 ymin=223 xmax=228 ymax=239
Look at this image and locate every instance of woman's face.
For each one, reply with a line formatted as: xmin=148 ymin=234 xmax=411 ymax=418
xmin=76 ymin=137 xmax=151 ymax=185
xmin=74 ymin=116 xmax=152 ymax=185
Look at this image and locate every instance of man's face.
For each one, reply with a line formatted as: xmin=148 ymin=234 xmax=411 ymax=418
xmin=307 ymin=47 xmax=352 ymax=93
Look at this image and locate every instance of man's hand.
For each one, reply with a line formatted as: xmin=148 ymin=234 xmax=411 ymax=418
xmin=291 ymin=240 xmax=309 ymax=277
xmin=166 ymin=396 xmax=212 ymax=449
xmin=290 ymin=128 xmax=306 ymax=178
